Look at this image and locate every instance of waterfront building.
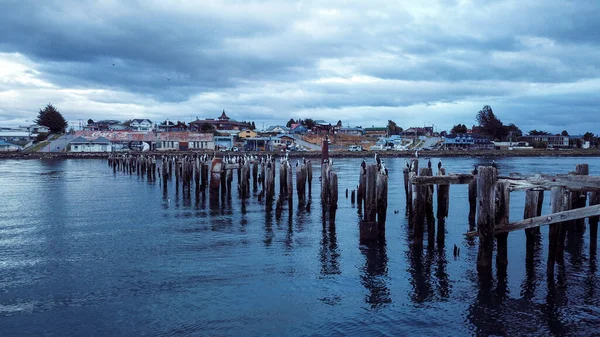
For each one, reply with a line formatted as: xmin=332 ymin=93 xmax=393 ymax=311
xmin=0 ymin=140 xmax=23 ymax=152
xmin=189 ymin=110 xmax=250 ymax=131
xmin=444 ymin=133 xmax=494 ymax=149
xmin=69 ymin=136 xmax=113 ymax=152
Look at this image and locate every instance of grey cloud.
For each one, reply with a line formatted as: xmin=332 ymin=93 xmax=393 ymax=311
xmin=1 ymin=0 xmax=600 ymax=133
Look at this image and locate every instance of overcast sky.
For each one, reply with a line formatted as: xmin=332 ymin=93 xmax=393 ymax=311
xmin=1 ymin=0 xmax=599 ymax=133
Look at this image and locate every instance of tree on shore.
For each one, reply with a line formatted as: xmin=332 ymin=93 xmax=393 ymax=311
xmin=451 ymin=124 xmax=468 ymax=134
xmin=250 ymin=121 xmax=256 ymax=130
xmin=476 ymin=105 xmax=505 ymax=140
xmin=87 ymin=119 xmax=94 ymax=125
xmin=286 ymin=118 xmax=296 ymax=128
xmin=528 ymin=130 xmax=550 ymax=135
xmin=387 ymin=120 xmax=403 ymax=135
xmin=302 ymin=118 xmax=316 ymax=129
xmin=561 ymin=130 xmax=569 ymax=136
xmin=35 ymin=104 xmax=67 ymax=133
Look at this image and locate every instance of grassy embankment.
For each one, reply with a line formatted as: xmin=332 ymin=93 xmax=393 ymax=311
xmin=24 ymin=134 xmax=60 ymax=153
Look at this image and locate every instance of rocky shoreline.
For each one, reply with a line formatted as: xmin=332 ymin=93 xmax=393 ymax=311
xmin=2 ymin=148 xmax=600 ymax=160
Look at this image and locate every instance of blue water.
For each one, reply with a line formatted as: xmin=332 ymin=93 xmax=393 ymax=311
xmin=0 ymin=157 xmax=599 ymax=336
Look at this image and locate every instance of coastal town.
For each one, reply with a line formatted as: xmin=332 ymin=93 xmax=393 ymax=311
xmin=0 ymin=105 xmax=598 ymax=154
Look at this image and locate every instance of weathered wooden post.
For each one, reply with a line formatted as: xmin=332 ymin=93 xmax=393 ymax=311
xmin=436 ymin=167 xmax=449 ymax=246
xmin=590 ymin=191 xmax=599 ymax=252
xmin=321 ymin=137 xmax=329 ymax=165
xmin=329 ymin=171 xmax=338 ymax=221
xmin=412 ymin=167 xmax=427 ymax=245
xmin=351 ymin=189 xmax=356 ymax=204
xmin=252 ymin=161 xmax=258 ymax=192
xmin=476 ymin=166 xmax=497 ymax=272
xmin=359 ymin=164 xmax=378 ymax=241
xmin=286 ymin=161 xmax=293 ymax=212
xmin=376 ymin=170 xmax=388 ymax=235
xmin=403 ymin=167 xmax=410 ymax=206
xmin=280 ymin=161 xmax=287 ymax=196
xmin=358 ymin=162 xmax=367 ymax=213
xmin=421 ymin=167 xmax=434 ymax=241
xmin=468 ymin=177 xmax=477 ymax=225
xmin=365 ymin=164 xmax=378 ymax=223
xmin=265 ymin=160 xmax=275 ymax=204
xmin=296 ymin=163 xmax=306 ymax=202
xmin=321 ymin=161 xmax=330 ymax=204
xmin=210 ymin=157 xmax=222 ymax=197
xmin=548 ymin=186 xmax=567 ymax=275
xmin=436 ymin=168 xmax=449 ymax=220
xmin=571 ymin=164 xmax=589 ymax=232
xmin=307 ymin=160 xmax=313 ymax=198
xmin=495 ymin=181 xmax=510 ymax=267
xmin=524 ymin=189 xmax=544 ymax=260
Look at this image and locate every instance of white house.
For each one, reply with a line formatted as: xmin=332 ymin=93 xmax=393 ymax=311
xmin=69 ymin=136 xmax=113 ymax=152
xmin=0 ymin=131 xmax=31 ymax=142
xmin=130 ymin=119 xmax=153 ymax=131
xmin=266 ymin=125 xmax=290 ymax=134
xmin=0 ymin=140 xmax=22 ymax=152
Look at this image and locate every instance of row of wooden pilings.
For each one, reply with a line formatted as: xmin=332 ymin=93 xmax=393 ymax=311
xmin=404 ymin=158 xmax=599 ymax=276
xmin=108 ymin=152 xmax=322 ymax=213
xmin=357 ymin=156 xmax=389 ymax=241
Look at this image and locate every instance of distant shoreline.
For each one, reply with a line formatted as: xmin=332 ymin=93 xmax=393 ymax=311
xmin=2 ymin=149 xmax=600 ymax=160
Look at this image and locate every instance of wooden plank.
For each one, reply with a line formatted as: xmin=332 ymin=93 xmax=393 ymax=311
xmin=411 ymin=173 xmax=474 ymax=185
xmin=500 ymin=174 xmax=600 ymax=192
xmin=465 ymin=203 xmax=600 ymax=237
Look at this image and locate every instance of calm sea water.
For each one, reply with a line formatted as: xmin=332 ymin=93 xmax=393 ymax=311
xmin=0 ymin=157 xmax=599 ymax=336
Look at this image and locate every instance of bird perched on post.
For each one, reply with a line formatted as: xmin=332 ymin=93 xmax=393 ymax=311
xmin=472 ymin=165 xmax=478 ymax=175
xmin=415 ymin=149 xmax=419 ymax=158
xmin=438 ymin=159 xmax=442 ymax=170
xmin=492 ymin=160 xmax=497 ymax=169
xmin=405 ymin=160 xmax=410 ymax=169
xmin=428 ymin=159 xmax=432 ymax=169
xmin=380 ymin=160 xmax=388 ymax=176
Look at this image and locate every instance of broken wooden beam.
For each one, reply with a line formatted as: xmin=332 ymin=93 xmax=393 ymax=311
xmin=464 ymin=203 xmax=600 ymax=237
xmin=500 ymin=174 xmax=600 ymax=192
xmin=410 ymin=173 xmax=474 ymax=185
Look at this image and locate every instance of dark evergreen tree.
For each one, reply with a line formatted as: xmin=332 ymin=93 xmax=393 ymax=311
xmin=35 ymin=104 xmax=67 ymax=133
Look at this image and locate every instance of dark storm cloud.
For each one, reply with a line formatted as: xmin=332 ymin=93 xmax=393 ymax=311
xmin=1 ymin=0 xmax=600 ymax=133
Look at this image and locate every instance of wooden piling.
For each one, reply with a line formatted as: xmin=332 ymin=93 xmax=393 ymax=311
xmin=524 ymin=189 xmax=544 ymax=258
xmin=590 ymin=191 xmax=599 ymax=251
xmin=468 ymin=178 xmax=477 ymax=225
xmin=571 ymin=164 xmax=589 ymax=232
xmin=286 ymin=162 xmax=293 ymax=212
xmin=494 ymin=181 xmax=510 ymax=267
xmin=403 ymin=168 xmax=410 ymax=205
xmin=436 ymin=168 xmax=449 ymax=220
xmin=307 ymin=160 xmax=313 ymax=198
xmin=548 ymin=186 xmax=567 ymax=275
xmin=376 ymin=171 xmax=388 ymax=235
xmin=358 ymin=162 xmax=367 ymax=213
xmin=252 ymin=161 xmax=258 ymax=191
xmin=321 ymin=137 xmax=329 ymax=165
xmin=329 ymin=171 xmax=338 ymax=220
xmin=210 ymin=157 xmax=222 ymax=194
xmin=476 ymin=166 xmax=497 ymax=271
xmin=365 ymin=164 xmax=378 ymax=223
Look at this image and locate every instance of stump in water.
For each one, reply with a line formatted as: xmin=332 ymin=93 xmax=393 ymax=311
xmin=476 ymin=166 xmax=497 ymax=272
xmin=548 ymin=186 xmax=568 ymax=275
xmin=524 ymin=189 xmax=544 ymax=261
xmin=495 ymin=181 xmax=510 ymax=267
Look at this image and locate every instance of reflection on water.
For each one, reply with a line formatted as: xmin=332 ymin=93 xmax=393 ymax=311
xmin=360 ymin=240 xmax=390 ymax=309
xmin=0 ymin=157 xmax=599 ymax=336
